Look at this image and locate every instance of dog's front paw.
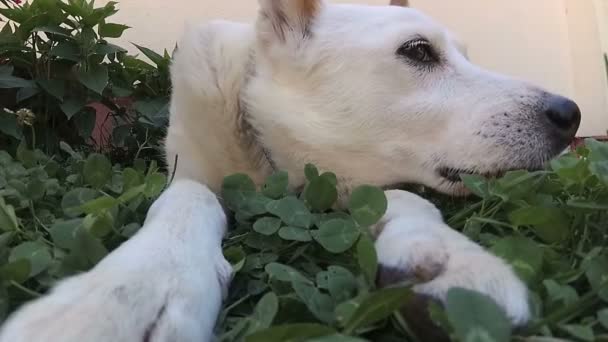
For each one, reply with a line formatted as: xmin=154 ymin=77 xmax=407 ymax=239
xmin=376 ymin=191 xmax=530 ymax=329
xmin=376 ymin=231 xmax=530 ymax=325
xmin=216 ymin=251 xmax=235 ymax=299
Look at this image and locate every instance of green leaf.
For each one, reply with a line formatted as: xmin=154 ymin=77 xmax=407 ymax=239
xmin=583 ymin=254 xmax=608 ymax=301
xmin=0 ymin=232 xmax=14 ymax=249
xmin=118 ymin=184 xmax=146 ymax=203
xmin=335 ymin=298 xmax=362 ymax=327
xmin=49 ymin=219 xmax=83 ymax=249
xmin=94 ymin=42 xmax=126 ymax=55
xmin=243 ymin=253 xmax=278 ymax=271
xmin=134 ymin=98 xmax=169 ymax=127
xmin=246 ymin=324 xmax=336 ymax=342
xmin=32 ymin=25 xmax=72 ymax=37
xmin=120 ymin=223 xmax=141 ymax=238
xmin=320 ymin=172 xmax=338 ymax=186
xmin=0 ymin=74 xmax=34 ymax=89
xmin=265 ymin=262 xmax=311 ymax=284
xmin=9 ymin=241 xmax=52 ymax=277
xmin=62 ymin=188 xmax=99 ymax=217
xmin=248 ymin=293 xmax=279 ymax=333
xmin=305 ymin=163 xmax=320 ymax=181
xmin=560 ymin=324 xmax=594 ymax=342
xmin=83 ymin=153 xmax=112 ymax=189
xmin=221 ymin=173 xmax=256 ymax=211
xmin=0 ymin=65 xmax=12 ymax=76
xmin=461 ymin=174 xmax=490 ymax=198
xmin=586 ymin=139 xmax=608 ymax=162
xmin=16 ymin=86 xmax=40 ymax=103
xmin=0 ymin=196 xmax=19 ymax=231
xmin=598 ymin=308 xmax=608 ymax=329
xmin=508 ymin=206 xmax=570 ymax=243
xmin=98 ymin=22 xmax=129 ymax=38
xmin=543 ymin=280 xmax=579 ymax=306
xmin=0 ymin=151 xmax=11 ymax=165
xmin=60 ymin=97 xmax=86 ymax=120
xmin=551 ymin=155 xmax=589 ymax=186
xmin=262 ymin=171 xmax=289 ymax=199
xmin=316 ymin=266 xmax=357 ymax=303
xmin=223 ymin=246 xmax=246 ymax=273
xmin=133 ymin=43 xmax=167 ymax=67
xmin=0 ymin=259 xmax=30 ymax=284
xmin=122 ymin=168 xmax=142 ymax=190
xmin=70 ymin=225 xmax=108 ymax=266
xmin=25 ymin=178 xmax=46 ymax=200
xmin=36 ymin=79 xmax=65 ymax=101
xmin=253 ymin=217 xmax=282 ymax=236
xmin=87 ymin=212 xmax=114 ymax=238
xmin=292 ymin=280 xmax=335 ymax=323
xmin=445 ymin=288 xmax=511 ymax=342
xmin=0 ymin=110 xmax=22 ymax=139
xmin=266 ymin=196 xmax=313 ymax=228
xmin=50 ymin=41 xmax=81 ymax=62
xmin=312 ymin=219 xmax=360 ymax=254
xmin=73 ymin=108 xmax=96 ymax=139
xmin=343 ymin=287 xmax=412 ymax=334
xmin=589 ymin=160 xmax=608 ymax=187
xmin=304 ymin=174 xmax=338 ymax=212
xmin=278 ymin=226 xmax=312 ymax=242
xmin=348 ymin=185 xmax=387 ymax=227
xmin=59 ymin=141 xmax=81 ymax=160
xmin=77 ymin=65 xmax=108 ymax=94
xmin=308 ymin=335 xmax=368 ymax=342
xmin=566 ymin=198 xmax=608 ymax=210
xmin=16 ymin=141 xmax=36 ymax=168
xmin=491 ymin=236 xmax=543 ymax=285
xmin=144 ymin=173 xmax=166 ymax=198
xmin=356 ymin=234 xmax=378 ymax=286
xmin=0 ymin=7 xmax=26 ymax=24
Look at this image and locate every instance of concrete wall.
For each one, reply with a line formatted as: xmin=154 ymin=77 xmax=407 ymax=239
xmin=100 ymin=0 xmax=608 ymax=136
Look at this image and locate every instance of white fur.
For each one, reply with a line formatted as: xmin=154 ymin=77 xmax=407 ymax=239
xmin=3 ymin=0 xmax=579 ymax=340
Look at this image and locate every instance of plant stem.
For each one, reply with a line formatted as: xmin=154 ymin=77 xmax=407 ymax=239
xmin=447 ymin=201 xmax=482 ymax=226
xmin=30 ymin=125 xmax=36 ymax=149
xmin=10 ymin=281 xmax=43 ymax=298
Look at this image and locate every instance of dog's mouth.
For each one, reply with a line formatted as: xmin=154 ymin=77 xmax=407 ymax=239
xmin=436 ymin=166 xmax=537 ymax=183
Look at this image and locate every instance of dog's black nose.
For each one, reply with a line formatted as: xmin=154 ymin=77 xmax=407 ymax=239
xmin=543 ymin=95 xmax=581 ymax=137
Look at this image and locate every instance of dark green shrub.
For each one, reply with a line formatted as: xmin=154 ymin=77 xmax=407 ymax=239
xmin=0 ymin=0 xmax=170 ymax=163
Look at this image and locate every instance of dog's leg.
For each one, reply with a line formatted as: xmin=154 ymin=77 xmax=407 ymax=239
xmin=374 ymin=190 xmax=530 ymax=328
xmin=0 ymin=180 xmax=232 ymax=342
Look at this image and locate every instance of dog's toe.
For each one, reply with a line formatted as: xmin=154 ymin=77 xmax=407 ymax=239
xmin=413 ymin=249 xmax=531 ymax=326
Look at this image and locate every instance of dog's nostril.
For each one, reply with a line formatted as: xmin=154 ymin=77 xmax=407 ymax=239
xmin=543 ymin=96 xmax=581 ymax=135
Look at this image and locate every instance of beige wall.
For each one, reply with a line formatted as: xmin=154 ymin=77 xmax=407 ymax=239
xmin=101 ymin=0 xmax=608 ymax=136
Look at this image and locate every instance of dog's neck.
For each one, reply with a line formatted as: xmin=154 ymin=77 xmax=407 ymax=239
xmin=238 ymin=102 xmax=278 ymax=173
xmin=237 ymin=55 xmax=279 ymax=175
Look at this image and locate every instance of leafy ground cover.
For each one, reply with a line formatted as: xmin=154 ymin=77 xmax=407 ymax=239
xmin=0 ymin=140 xmax=607 ymax=341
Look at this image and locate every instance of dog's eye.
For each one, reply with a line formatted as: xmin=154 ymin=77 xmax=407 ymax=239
xmin=397 ymin=39 xmax=439 ymax=65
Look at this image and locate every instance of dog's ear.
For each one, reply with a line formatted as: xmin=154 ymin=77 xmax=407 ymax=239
xmin=257 ymin=0 xmax=322 ymax=44
xmin=389 ymin=0 xmax=409 ymax=6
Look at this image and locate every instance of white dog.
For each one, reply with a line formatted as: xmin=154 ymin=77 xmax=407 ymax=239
xmin=0 ymin=0 xmax=581 ymax=341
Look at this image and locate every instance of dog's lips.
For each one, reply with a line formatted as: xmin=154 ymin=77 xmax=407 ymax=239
xmin=437 ymin=167 xmax=489 ymax=183
xmin=436 ymin=166 xmax=537 ymax=183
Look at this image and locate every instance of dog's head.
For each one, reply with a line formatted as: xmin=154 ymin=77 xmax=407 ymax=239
xmin=245 ymin=0 xmax=581 ymax=195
